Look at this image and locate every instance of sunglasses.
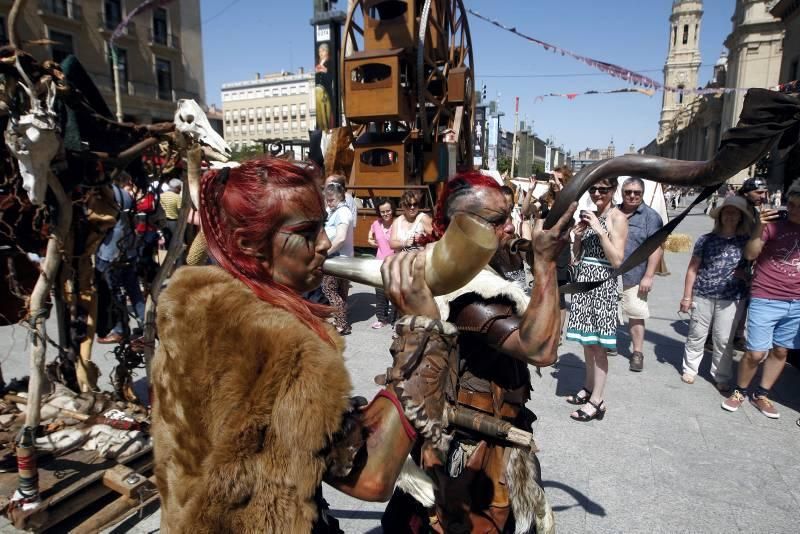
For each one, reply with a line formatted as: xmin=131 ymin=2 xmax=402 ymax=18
xmin=405 ymin=202 xmax=419 ymax=208
xmin=588 ymin=186 xmax=613 ymax=195
xmin=623 ymin=190 xmax=643 ymax=196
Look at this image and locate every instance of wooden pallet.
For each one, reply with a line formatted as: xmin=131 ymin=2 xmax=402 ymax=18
xmin=0 ymin=445 xmax=155 ymax=532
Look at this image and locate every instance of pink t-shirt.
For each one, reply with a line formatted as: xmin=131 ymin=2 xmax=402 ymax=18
xmin=371 ymin=219 xmax=395 ymax=260
xmin=751 ymin=221 xmax=800 ymax=300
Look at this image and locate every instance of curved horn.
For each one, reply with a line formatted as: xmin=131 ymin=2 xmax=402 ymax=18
xmin=545 ymin=88 xmax=800 ymax=229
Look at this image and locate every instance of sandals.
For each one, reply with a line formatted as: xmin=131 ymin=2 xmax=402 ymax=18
xmin=570 ymin=400 xmax=606 ymax=422
xmin=566 ymin=388 xmax=592 ymax=405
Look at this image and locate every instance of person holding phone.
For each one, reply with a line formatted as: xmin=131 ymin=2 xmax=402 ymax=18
xmin=564 ymin=178 xmax=628 ymax=422
xmin=722 ymin=179 xmax=800 ymax=419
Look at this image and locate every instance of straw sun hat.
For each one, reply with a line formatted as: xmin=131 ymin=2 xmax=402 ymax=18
xmin=709 ymin=195 xmax=754 ymax=222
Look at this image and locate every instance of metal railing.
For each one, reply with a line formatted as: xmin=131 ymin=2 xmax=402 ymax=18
xmin=39 ymin=0 xmax=82 ymax=20
xmin=148 ymin=29 xmax=180 ymax=49
xmin=98 ymin=14 xmax=136 ymax=34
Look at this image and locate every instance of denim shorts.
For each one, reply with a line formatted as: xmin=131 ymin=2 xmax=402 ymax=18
xmin=746 ymin=297 xmax=800 ymax=351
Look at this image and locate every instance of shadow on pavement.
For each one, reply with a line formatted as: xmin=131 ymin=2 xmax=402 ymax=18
xmin=543 ymin=480 xmax=606 ymax=516
xmin=348 ymin=291 xmax=377 ymax=324
xmin=552 ymin=352 xmax=586 ymax=399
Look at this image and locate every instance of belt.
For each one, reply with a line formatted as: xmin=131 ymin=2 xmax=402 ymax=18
xmin=457 ymin=388 xmax=519 ymax=419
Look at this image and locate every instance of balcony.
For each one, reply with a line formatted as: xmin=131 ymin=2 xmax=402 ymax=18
xmin=148 ymin=29 xmax=180 ymax=49
xmin=98 ymin=14 xmax=136 ymax=36
xmin=38 ymin=0 xmax=82 ymax=22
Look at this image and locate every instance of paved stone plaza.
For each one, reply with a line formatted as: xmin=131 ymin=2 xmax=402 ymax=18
xmin=0 ymin=200 xmax=798 ymax=532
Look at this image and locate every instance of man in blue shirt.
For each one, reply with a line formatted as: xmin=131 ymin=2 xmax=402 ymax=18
xmin=618 ymin=177 xmax=664 ymax=372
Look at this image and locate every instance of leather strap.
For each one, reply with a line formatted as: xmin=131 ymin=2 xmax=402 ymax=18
xmin=375 ymin=389 xmax=418 ymax=441
xmin=457 ymin=388 xmax=520 ymax=419
xmin=453 ymin=302 xmax=520 ymax=349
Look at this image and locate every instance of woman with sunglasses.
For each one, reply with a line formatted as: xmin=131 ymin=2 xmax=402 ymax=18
xmin=565 ymin=178 xmax=628 ymax=422
xmin=390 ymin=190 xmax=432 ymax=251
xmin=151 ymin=158 xmax=427 ymax=532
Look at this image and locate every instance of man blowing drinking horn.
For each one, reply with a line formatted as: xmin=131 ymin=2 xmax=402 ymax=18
xmin=379 ymin=172 xmax=577 ymax=534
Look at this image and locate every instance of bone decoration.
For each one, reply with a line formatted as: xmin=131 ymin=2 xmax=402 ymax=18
xmin=174 ymin=99 xmax=231 ymax=162
xmin=4 ymin=80 xmax=60 ymax=205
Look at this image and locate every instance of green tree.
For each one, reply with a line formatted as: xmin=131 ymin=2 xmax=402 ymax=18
xmin=230 ymin=144 xmax=263 ymax=163
xmin=497 ymin=155 xmax=518 ymax=175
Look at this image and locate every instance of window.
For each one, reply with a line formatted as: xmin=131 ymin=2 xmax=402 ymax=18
xmin=300 ymin=103 xmax=307 ymax=117
xmin=107 ymin=46 xmax=129 ymax=94
xmin=225 ymin=127 xmax=232 ymax=136
xmin=104 ymin=0 xmax=122 ymax=30
xmin=155 ymin=58 xmax=172 ymax=100
xmin=677 ymin=85 xmax=685 ymax=105
xmin=257 ymin=123 xmax=264 ymax=132
xmin=694 ymin=24 xmax=698 ymax=43
xmin=300 ymin=83 xmax=309 ymax=94
xmin=266 ymin=123 xmax=272 ymax=133
xmin=292 ymin=121 xmax=298 ymax=130
xmin=283 ymin=122 xmax=289 ymax=133
xmin=281 ymin=86 xmax=288 ymax=96
xmin=0 ymin=17 xmax=8 ymax=45
xmin=225 ymin=111 xmax=231 ymax=122
xmin=290 ymin=104 xmax=297 ymax=117
xmin=248 ymin=108 xmax=255 ymax=119
xmin=234 ymin=125 xmax=240 ymax=135
xmin=282 ymin=105 xmax=288 ymax=117
xmin=249 ymin=124 xmax=255 ymax=134
xmin=49 ymin=30 xmax=74 ymax=63
xmin=239 ymin=109 xmax=246 ymax=120
xmin=273 ymin=106 xmax=279 ymax=118
xmin=682 ymin=24 xmax=688 ymax=45
xmin=301 ymin=120 xmax=307 ymax=130
xmin=290 ymin=85 xmax=297 ymax=95
xmin=672 ymin=25 xmax=677 ymax=47
xmin=256 ymin=108 xmax=263 ymax=119
xmin=153 ymin=7 xmax=168 ymax=45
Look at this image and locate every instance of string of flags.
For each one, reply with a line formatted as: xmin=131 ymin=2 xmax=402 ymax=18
xmin=469 ymin=9 xmax=800 ymax=99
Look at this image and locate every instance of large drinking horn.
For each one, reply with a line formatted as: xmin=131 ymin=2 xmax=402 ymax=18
xmin=544 ymin=88 xmax=800 ymax=229
xmin=322 ymin=213 xmax=499 ymax=296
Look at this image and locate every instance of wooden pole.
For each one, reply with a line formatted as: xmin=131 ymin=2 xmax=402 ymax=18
xmin=142 ymin=145 xmax=199 ymax=376
xmin=510 ymin=96 xmax=519 ymax=178
xmin=7 ymin=0 xmax=26 ymax=50
xmin=16 ymin=172 xmax=71 ymax=504
xmin=24 ymin=173 xmax=71 ymax=430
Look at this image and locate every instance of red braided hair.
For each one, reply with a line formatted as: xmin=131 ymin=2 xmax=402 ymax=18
xmin=429 ymin=171 xmax=503 ymax=240
xmin=200 ymin=157 xmax=333 ymax=344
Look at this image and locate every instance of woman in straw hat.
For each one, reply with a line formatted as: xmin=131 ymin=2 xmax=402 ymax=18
xmin=679 ymin=195 xmax=754 ymax=391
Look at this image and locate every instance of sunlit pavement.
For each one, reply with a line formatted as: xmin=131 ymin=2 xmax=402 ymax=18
xmin=1 ymin=200 xmax=798 ymax=533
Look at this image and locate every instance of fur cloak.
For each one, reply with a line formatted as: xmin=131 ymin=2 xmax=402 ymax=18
xmin=151 ymin=266 xmax=351 ymax=533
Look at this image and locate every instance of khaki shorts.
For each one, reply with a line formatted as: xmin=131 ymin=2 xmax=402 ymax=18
xmin=620 ymin=284 xmax=650 ymax=321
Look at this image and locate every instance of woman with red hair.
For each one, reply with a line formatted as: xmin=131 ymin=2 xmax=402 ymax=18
xmin=151 ymin=157 xmax=426 ymax=532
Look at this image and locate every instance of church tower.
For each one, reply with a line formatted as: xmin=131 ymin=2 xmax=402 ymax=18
xmin=658 ymin=0 xmax=703 ymax=143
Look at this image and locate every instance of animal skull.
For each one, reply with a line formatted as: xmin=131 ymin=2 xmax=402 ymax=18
xmin=4 ymin=75 xmax=60 ymax=206
xmin=174 ymin=99 xmax=231 ymax=162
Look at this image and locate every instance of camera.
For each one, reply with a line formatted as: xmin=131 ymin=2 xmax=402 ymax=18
xmin=777 ymin=209 xmax=789 ymax=221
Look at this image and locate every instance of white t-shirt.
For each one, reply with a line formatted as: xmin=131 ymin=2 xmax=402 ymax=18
xmin=345 ymin=192 xmax=358 ymax=228
xmin=325 ymin=203 xmax=354 ymax=257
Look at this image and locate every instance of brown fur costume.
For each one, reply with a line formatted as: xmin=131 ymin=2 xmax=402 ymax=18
xmin=151 ymin=266 xmax=351 ymax=533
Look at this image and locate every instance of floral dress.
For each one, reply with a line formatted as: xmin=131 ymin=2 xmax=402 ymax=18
xmin=565 ymin=214 xmax=618 ymax=349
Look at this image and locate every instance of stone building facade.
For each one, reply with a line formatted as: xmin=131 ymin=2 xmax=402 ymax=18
xmin=220 ymin=70 xmax=316 ymax=151
xmin=1 ymin=0 xmax=206 ymax=123
xmin=658 ymin=0 xmax=704 ymax=143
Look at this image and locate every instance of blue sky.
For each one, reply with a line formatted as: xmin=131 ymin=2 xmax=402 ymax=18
xmin=200 ymin=0 xmax=734 ymax=154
